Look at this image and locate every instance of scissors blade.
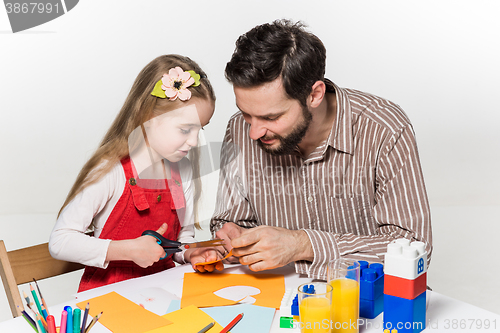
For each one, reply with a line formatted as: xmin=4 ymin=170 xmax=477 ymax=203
xmin=181 ymin=239 xmax=225 ymax=250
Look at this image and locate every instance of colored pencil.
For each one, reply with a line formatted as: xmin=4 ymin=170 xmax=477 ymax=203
xmin=73 ymin=308 xmax=81 ymax=333
xmin=36 ymin=313 xmax=47 ymax=333
xmin=25 ymin=297 xmax=48 ymax=332
xmin=30 ymin=284 xmax=44 ymax=319
xmin=39 ymin=314 xmax=48 ymax=332
xmin=19 ymin=306 xmax=37 ymax=332
xmin=33 ymin=278 xmax=50 ymax=316
xmin=19 ymin=306 xmax=35 ymax=325
xmin=220 ymin=313 xmax=243 ymax=333
xmin=197 ymin=321 xmax=215 ymax=333
xmin=22 ymin=290 xmax=38 ymax=319
xmin=32 ymin=305 xmax=48 ymax=330
xmin=80 ymin=303 xmax=89 ymax=333
xmin=41 ymin=305 xmax=48 ymax=321
xmin=64 ymin=306 xmax=73 ymax=333
xmin=35 ymin=317 xmax=43 ymax=333
xmin=84 ymin=311 xmax=102 ymax=333
xmin=22 ymin=315 xmax=37 ymax=332
xmin=60 ymin=310 xmax=68 ymax=333
xmin=46 ymin=315 xmax=57 ymax=333
xmin=23 ymin=290 xmax=31 ymax=307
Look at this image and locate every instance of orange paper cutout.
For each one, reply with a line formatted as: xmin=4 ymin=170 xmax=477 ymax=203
xmin=145 ymin=305 xmax=224 ymax=333
xmin=76 ymin=291 xmax=172 ymax=333
xmin=195 ymin=250 xmax=233 ymax=266
xmin=181 ymin=272 xmax=285 ymax=309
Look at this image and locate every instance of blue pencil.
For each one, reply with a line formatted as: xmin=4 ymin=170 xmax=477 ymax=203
xmin=64 ymin=306 xmax=73 ymax=333
xmin=42 ymin=306 xmax=48 ymax=321
xmin=81 ymin=303 xmax=89 ymax=333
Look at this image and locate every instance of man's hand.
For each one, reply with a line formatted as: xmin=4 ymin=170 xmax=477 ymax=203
xmin=215 ymin=222 xmax=245 ymax=264
xmin=230 ymin=225 xmax=314 ymax=271
xmin=186 ymin=248 xmax=224 ymax=273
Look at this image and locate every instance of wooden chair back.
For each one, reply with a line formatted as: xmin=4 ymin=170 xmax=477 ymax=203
xmin=0 ymin=240 xmax=85 ymax=318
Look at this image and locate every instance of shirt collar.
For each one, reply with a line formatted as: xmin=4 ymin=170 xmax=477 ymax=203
xmin=325 ymin=82 xmax=354 ymax=155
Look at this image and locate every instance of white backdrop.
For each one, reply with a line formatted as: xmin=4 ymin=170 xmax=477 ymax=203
xmin=1 ymin=0 xmax=499 ymax=322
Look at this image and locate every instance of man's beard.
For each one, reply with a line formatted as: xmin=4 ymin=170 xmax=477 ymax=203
xmin=257 ymin=106 xmax=313 ymax=156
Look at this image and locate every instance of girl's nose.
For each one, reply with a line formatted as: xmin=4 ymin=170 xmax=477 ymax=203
xmin=186 ymin=131 xmax=198 ymax=147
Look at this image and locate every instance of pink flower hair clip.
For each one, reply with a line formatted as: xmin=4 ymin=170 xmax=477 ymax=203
xmin=151 ymin=66 xmax=202 ymax=101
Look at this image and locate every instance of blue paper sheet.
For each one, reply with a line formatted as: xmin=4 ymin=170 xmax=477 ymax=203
xmin=201 ymin=304 xmax=275 ymax=333
xmin=166 ymin=300 xmax=275 ymax=332
xmin=166 ymin=300 xmax=181 ymax=314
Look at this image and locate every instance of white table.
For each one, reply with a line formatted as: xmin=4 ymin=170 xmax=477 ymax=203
xmin=1 ymin=263 xmax=499 ymax=332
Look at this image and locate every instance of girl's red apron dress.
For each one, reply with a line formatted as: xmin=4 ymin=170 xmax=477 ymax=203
xmin=78 ymin=157 xmax=185 ymax=292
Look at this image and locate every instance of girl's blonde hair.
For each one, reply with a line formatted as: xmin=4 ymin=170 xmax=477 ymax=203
xmin=59 ymin=54 xmax=215 ymax=229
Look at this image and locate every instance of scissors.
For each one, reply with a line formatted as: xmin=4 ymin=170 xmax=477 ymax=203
xmin=141 ymin=230 xmax=226 ymax=259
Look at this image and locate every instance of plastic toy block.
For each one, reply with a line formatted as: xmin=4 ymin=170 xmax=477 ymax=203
xmin=359 ymin=262 xmax=384 ymax=300
xmin=358 ymin=260 xmax=369 ymax=270
xmin=360 ymin=293 xmax=383 ymax=319
xmin=280 ymin=316 xmax=294 ymax=329
xmin=280 ymin=285 xmax=315 ymax=322
xmin=384 ymin=272 xmax=427 ymax=300
xmin=384 ymin=240 xmax=427 ymax=280
xmin=292 ymin=294 xmax=299 ymax=316
xmin=302 ymin=284 xmax=315 ymax=294
xmin=383 ymin=292 xmax=426 ymax=333
xmin=280 ymin=288 xmax=297 ymax=317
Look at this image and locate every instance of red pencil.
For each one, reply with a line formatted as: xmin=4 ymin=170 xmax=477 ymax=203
xmin=220 ymin=313 xmax=243 ymax=333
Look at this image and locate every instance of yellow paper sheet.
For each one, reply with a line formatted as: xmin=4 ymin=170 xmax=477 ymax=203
xmin=145 ymin=305 xmax=224 ymax=333
xmin=181 ymin=272 xmax=285 ymax=309
xmin=76 ymin=291 xmax=172 ymax=333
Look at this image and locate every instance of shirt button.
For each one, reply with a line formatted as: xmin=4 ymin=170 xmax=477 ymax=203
xmin=157 ymin=195 xmax=161 ymax=202
xmin=308 ymin=196 xmax=313 ymax=202
xmin=129 ymin=178 xmax=136 ymax=186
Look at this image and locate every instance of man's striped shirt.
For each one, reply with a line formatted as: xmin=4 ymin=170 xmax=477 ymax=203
xmin=211 ymin=82 xmax=432 ymax=280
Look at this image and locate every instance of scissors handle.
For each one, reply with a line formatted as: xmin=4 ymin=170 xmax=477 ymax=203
xmin=142 ymin=230 xmax=182 ymax=259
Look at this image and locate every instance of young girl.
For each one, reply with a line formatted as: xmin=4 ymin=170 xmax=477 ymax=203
xmin=49 ymin=54 xmax=221 ymax=291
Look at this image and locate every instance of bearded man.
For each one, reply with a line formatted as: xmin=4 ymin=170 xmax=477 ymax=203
xmin=210 ymin=19 xmax=432 ymax=280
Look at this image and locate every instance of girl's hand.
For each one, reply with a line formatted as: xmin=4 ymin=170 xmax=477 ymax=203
xmin=130 ymin=223 xmax=169 ymax=268
xmin=107 ymin=223 xmax=169 ymax=268
xmin=187 ymin=247 xmax=225 ymax=273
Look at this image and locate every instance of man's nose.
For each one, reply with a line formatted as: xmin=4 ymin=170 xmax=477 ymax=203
xmin=248 ymin=119 xmax=267 ymax=141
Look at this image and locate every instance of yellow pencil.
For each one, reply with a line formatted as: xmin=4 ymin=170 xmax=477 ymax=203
xmin=84 ymin=311 xmax=102 ymax=333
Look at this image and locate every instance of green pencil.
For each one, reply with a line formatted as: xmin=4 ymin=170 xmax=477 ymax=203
xmin=33 ymin=278 xmax=50 ymax=316
xmin=73 ymin=308 xmax=81 ymax=333
xmin=30 ymin=284 xmax=44 ymax=319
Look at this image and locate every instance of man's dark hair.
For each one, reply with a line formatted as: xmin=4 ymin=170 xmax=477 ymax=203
xmin=225 ymin=19 xmax=328 ymax=106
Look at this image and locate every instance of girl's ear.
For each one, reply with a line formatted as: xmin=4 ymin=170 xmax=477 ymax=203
xmin=308 ymin=80 xmax=326 ymax=108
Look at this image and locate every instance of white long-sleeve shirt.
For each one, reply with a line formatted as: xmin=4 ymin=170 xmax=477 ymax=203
xmin=49 ymin=158 xmax=195 ymax=268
